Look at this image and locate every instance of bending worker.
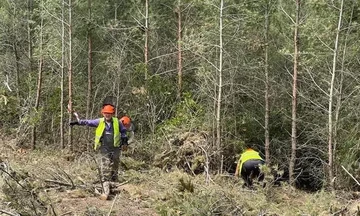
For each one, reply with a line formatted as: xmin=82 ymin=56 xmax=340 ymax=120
xmin=235 ymin=144 xmax=265 ymax=188
xmin=119 ymin=115 xmax=135 ymax=147
xmin=70 ymin=104 xmax=128 ymax=199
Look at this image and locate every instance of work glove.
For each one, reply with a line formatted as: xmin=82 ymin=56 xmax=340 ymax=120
xmin=69 ymin=120 xmax=79 ymax=126
xmin=121 ymin=137 xmax=128 ymax=151
xmin=121 ymin=137 xmax=128 ymax=146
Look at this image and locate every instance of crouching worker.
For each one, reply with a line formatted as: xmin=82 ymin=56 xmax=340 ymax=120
xmin=70 ymin=104 xmax=128 ymax=200
xmin=234 ymin=145 xmax=265 ymax=188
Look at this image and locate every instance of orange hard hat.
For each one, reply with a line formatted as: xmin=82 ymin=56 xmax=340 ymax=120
xmin=102 ymin=105 xmax=115 ymax=114
xmin=120 ymin=116 xmax=131 ymax=126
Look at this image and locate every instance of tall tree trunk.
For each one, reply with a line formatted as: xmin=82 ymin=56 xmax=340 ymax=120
xmin=216 ymin=0 xmax=224 ymax=172
xmin=27 ymin=0 xmax=33 ymax=71
xmin=176 ymin=0 xmax=182 ymax=99
xmin=289 ymin=0 xmax=300 ymax=186
xmin=144 ymin=0 xmax=149 ymax=80
xmin=13 ymin=42 xmax=21 ymax=103
xmin=328 ymin=0 xmax=344 ymax=190
xmin=67 ymin=0 xmax=73 ymax=150
xmin=60 ymin=0 xmax=66 ymax=149
xmin=86 ymin=0 xmax=93 ymax=150
xmin=264 ymin=0 xmax=270 ymax=164
xmin=10 ymin=4 xmax=21 ymax=102
xmin=333 ymin=1 xmax=355 ymax=187
xmin=31 ymin=1 xmax=44 ymax=150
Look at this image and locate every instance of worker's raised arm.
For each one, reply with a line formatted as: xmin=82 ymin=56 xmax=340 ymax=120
xmin=70 ymin=118 xmax=101 ymax=127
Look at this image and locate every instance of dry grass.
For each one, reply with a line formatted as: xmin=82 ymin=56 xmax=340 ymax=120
xmin=0 ymin=143 xmax=359 ymax=216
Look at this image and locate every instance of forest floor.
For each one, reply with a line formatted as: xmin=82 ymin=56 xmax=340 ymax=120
xmin=1 ymin=137 xmax=360 ymax=216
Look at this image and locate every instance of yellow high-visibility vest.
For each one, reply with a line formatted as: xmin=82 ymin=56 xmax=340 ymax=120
xmin=236 ymin=149 xmax=263 ymax=173
xmin=94 ymin=117 xmax=120 ymax=150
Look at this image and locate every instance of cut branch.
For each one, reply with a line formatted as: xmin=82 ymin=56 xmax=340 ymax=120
xmin=341 ymin=165 xmax=360 ymax=186
xmin=0 ymin=209 xmax=20 ymax=216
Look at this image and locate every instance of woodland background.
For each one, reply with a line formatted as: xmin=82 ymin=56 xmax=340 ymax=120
xmin=1 ymin=0 xmax=360 ymax=194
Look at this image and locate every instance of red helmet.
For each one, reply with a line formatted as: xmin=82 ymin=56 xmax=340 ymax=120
xmin=120 ymin=116 xmax=131 ymax=127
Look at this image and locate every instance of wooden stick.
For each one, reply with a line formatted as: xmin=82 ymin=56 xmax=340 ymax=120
xmin=0 ymin=209 xmax=20 ymax=216
xmin=45 ymin=179 xmax=73 ymax=187
xmin=107 ymin=194 xmax=118 ymax=216
xmin=341 ymin=165 xmax=360 ymax=186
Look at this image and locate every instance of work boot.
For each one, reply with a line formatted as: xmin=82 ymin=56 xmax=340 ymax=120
xmin=99 ymin=194 xmax=108 ymax=200
xmin=99 ymin=181 xmax=110 ymax=200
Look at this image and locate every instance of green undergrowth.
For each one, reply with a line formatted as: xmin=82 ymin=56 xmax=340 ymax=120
xmin=131 ymin=169 xmax=347 ymax=216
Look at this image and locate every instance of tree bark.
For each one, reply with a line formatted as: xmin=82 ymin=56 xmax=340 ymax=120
xmin=31 ymin=1 xmax=44 ymax=150
xmin=177 ymin=0 xmax=183 ymax=99
xmin=264 ymin=0 xmax=271 ymax=164
xmin=328 ymin=0 xmax=344 ymax=190
xmin=333 ymin=1 xmax=355 ymax=188
xmin=86 ymin=0 xmax=93 ymax=150
xmin=27 ymin=0 xmax=33 ymax=71
xmin=289 ymin=0 xmax=300 ymax=186
xmin=67 ymin=0 xmax=73 ymax=150
xmin=144 ymin=0 xmax=149 ymax=80
xmin=13 ymin=42 xmax=21 ymax=103
xmin=216 ymin=0 xmax=224 ymax=172
xmin=60 ymin=0 xmax=66 ymax=149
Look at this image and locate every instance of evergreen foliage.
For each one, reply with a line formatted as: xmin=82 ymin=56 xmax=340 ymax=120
xmin=0 ymin=0 xmax=359 ymax=191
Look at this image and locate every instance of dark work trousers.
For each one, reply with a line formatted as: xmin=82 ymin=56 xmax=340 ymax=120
xmin=241 ymin=159 xmax=265 ymax=187
xmin=99 ymin=132 xmax=121 ymax=182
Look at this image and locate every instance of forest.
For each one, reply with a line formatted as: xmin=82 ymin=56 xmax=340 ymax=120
xmin=0 ymin=0 xmax=360 ymax=215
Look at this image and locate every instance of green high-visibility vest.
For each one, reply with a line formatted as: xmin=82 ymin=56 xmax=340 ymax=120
xmin=237 ymin=149 xmax=263 ymax=172
xmin=94 ymin=117 xmax=120 ymax=150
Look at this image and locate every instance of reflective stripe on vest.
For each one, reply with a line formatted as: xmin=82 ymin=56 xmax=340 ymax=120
xmin=238 ymin=149 xmax=263 ymax=172
xmin=94 ymin=117 xmax=120 ymax=150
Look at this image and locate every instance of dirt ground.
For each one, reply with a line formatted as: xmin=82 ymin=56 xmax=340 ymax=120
xmin=0 ymin=136 xmax=159 ymax=216
xmin=53 ymin=186 xmax=159 ymax=216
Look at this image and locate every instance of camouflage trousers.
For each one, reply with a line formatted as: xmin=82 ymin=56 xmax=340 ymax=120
xmin=98 ymin=146 xmax=121 ymax=182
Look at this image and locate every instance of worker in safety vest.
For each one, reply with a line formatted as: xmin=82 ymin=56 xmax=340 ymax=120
xmin=235 ymin=145 xmax=265 ymax=188
xmin=70 ymin=104 xmax=128 ymax=184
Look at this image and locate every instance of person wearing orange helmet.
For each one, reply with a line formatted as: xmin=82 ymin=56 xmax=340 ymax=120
xmin=119 ymin=115 xmax=135 ymax=148
xmin=70 ymin=104 xmax=128 ymax=200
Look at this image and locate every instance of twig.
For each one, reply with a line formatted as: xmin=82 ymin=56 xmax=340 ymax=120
xmin=0 ymin=165 xmax=27 ymax=191
xmin=160 ymin=128 xmax=172 ymax=150
xmin=341 ymin=165 xmax=360 ymax=186
xmin=0 ymin=209 xmax=20 ymax=216
xmin=59 ymin=211 xmax=72 ymax=216
xmin=44 ymin=186 xmax=62 ymax=192
xmin=331 ymin=201 xmax=351 ymax=216
xmin=57 ymin=167 xmax=75 ymax=189
xmin=185 ymin=159 xmax=196 ymax=176
xmin=4 ymin=75 xmax=12 ymax=92
xmin=49 ymin=203 xmax=58 ymax=216
xmin=198 ymin=146 xmax=211 ymax=185
xmin=44 ymin=179 xmax=73 ymax=187
xmin=107 ymin=194 xmax=118 ymax=216
xmin=116 ymin=180 xmax=130 ymax=187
